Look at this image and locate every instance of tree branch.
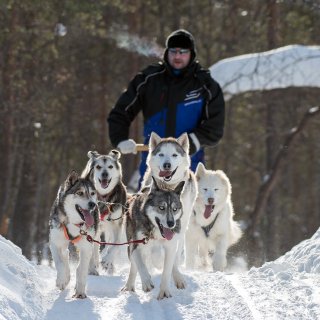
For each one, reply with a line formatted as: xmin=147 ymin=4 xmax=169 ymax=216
xmin=248 ymin=106 xmax=320 ymax=237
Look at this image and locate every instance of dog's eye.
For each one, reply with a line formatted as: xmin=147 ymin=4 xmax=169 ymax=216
xmin=214 ymin=188 xmax=219 ymax=191
xmin=91 ymin=191 xmax=96 ymax=196
xmin=108 ymin=165 xmax=113 ymax=169
xmin=96 ymin=165 xmax=101 ymax=170
xmin=158 ymin=153 xmax=164 ymax=157
xmin=203 ymin=188 xmax=208 ymax=192
xmin=172 ymin=207 xmax=177 ymax=212
xmin=159 ymin=206 xmax=165 ymax=210
xmin=172 ymin=153 xmax=178 ymax=157
xmin=77 ymin=191 xmax=84 ymax=196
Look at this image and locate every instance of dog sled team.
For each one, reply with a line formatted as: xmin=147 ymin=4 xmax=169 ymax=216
xmin=49 ymin=132 xmax=242 ymax=299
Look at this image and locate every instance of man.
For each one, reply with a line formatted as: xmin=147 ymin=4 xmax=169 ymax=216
xmin=107 ymin=29 xmax=225 ymax=181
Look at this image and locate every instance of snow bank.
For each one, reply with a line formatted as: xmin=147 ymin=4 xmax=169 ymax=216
xmin=249 ymin=227 xmax=320 ymax=277
xmin=0 ymin=236 xmax=44 ymax=320
xmin=210 ymin=45 xmax=320 ymax=100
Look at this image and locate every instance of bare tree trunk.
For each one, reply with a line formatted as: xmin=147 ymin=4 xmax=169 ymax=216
xmin=265 ymin=0 xmax=281 ymax=261
xmin=0 ymin=4 xmax=19 ymax=236
xmin=248 ymin=106 xmax=320 ymax=236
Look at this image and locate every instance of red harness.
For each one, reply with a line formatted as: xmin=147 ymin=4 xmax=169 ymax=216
xmin=62 ymin=224 xmax=82 ymax=244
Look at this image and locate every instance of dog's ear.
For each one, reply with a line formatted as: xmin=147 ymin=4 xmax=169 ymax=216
xmin=109 ymin=149 xmax=121 ymax=160
xmin=177 ymin=133 xmax=189 ymax=153
xmin=65 ymin=170 xmax=79 ymax=190
xmin=174 ymin=181 xmax=185 ymax=195
xmin=87 ymin=151 xmax=100 ymax=159
xmin=216 ymin=170 xmax=232 ymax=195
xmin=195 ymin=162 xmax=206 ymax=179
xmin=149 ymin=132 xmax=161 ymax=151
xmin=151 ymin=176 xmax=160 ymax=191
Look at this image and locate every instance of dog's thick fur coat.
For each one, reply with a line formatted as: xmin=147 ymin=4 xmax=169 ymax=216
xmin=123 ymin=178 xmax=185 ymax=299
xmin=186 ymin=163 xmax=242 ymax=271
xmin=81 ymin=150 xmax=127 ymax=275
xmin=141 ymin=132 xmax=197 ymax=288
xmin=49 ymin=171 xmax=99 ymax=298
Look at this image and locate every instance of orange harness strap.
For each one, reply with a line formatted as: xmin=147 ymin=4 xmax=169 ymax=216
xmin=62 ymin=224 xmax=82 ymax=244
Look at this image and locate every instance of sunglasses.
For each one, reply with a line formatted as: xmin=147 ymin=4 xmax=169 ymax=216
xmin=168 ymin=48 xmax=191 ymax=55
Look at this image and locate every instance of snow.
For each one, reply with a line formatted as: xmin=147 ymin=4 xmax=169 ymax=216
xmin=210 ymin=45 xmax=320 ymax=100
xmin=1 ymin=229 xmax=320 ymax=320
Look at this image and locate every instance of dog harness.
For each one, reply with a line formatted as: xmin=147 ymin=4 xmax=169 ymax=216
xmin=62 ymin=223 xmax=82 ymax=244
xmin=200 ymin=212 xmax=220 ymax=238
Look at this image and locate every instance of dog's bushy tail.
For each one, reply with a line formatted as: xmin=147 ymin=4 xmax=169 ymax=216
xmin=230 ymin=221 xmax=242 ymax=246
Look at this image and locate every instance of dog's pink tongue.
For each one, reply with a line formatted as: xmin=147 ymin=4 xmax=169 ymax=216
xmin=101 ymin=179 xmax=109 ymax=189
xmin=204 ymin=205 xmax=213 ymax=219
xmin=163 ymin=227 xmax=174 ymax=240
xmin=159 ymin=170 xmax=172 ymax=178
xmin=83 ymin=210 xmax=94 ymax=227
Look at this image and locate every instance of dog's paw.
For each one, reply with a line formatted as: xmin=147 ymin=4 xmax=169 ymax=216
xmin=141 ymin=278 xmax=154 ymax=292
xmin=72 ymin=292 xmax=87 ymax=299
xmin=101 ymin=261 xmax=114 ymax=275
xmin=157 ymin=289 xmax=172 ymax=300
xmin=121 ymin=283 xmax=135 ymax=292
xmin=88 ymin=267 xmax=99 ymax=276
xmin=174 ymin=278 xmax=186 ymax=289
xmin=212 ymin=254 xmax=227 ymax=272
xmin=173 ymin=269 xmax=186 ymax=289
xmin=56 ymin=275 xmax=70 ymax=290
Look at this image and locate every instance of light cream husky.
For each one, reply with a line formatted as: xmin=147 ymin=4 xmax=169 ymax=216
xmin=186 ymin=163 xmax=242 ymax=271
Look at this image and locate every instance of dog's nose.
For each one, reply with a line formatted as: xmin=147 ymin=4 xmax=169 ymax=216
xmin=163 ymin=162 xmax=171 ymax=170
xmin=88 ymin=201 xmax=96 ymax=210
xmin=167 ymin=219 xmax=175 ymax=228
xmin=102 ymin=171 xmax=108 ymax=178
xmin=208 ymin=197 xmax=214 ymax=205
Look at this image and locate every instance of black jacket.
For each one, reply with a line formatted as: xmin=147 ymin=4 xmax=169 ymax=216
xmin=108 ymin=60 xmax=225 ymax=154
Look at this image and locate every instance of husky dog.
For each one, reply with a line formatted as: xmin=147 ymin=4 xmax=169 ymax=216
xmin=81 ymin=150 xmax=127 ymax=275
xmin=49 ymin=171 xmax=99 ymax=298
xmin=185 ymin=163 xmax=242 ymax=271
xmin=123 ymin=178 xmax=185 ymax=299
xmin=141 ymin=132 xmax=197 ymax=287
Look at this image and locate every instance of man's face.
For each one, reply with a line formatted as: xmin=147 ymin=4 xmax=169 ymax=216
xmin=167 ymin=48 xmax=191 ymax=69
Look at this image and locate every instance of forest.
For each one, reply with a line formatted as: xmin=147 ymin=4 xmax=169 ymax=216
xmin=1 ymin=0 xmax=320 ymax=267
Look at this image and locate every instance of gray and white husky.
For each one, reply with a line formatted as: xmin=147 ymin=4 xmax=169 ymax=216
xmin=123 ymin=178 xmax=185 ymax=299
xmin=49 ymin=171 xmax=99 ymax=298
xmin=81 ymin=150 xmax=127 ymax=275
xmin=141 ymin=132 xmax=197 ymax=288
xmin=186 ymin=163 xmax=242 ymax=271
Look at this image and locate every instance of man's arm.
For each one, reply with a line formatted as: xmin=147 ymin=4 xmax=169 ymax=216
xmin=189 ymin=77 xmax=225 ymax=153
xmin=107 ymin=72 xmax=145 ymax=147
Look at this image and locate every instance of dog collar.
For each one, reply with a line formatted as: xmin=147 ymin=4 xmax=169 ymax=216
xmin=201 ymin=213 xmax=220 ymax=238
xmin=62 ymin=224 xmax=82 ymax=244
xmin=100 ymin=207 xmax=109 ymax=221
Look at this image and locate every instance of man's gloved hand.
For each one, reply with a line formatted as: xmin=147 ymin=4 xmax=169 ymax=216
xmin=117 ymin=139 xmax=137 ymax=154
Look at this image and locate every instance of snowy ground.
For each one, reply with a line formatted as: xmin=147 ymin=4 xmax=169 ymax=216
xmin=1 ymin=230 xmax=320 ymax=320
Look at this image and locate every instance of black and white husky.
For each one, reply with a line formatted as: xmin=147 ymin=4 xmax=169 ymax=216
xmin=123 ymin=178 xmax=185 ymax=299
xmin=141 ymin=132 xmax=197 ymax=288
xmin=49 ymin=171 xmax=99 ymax=298
xmin=185 ymin=163 xmax=242 ymax=271
xmin=81 ymin=150 xmax=127 ymax=275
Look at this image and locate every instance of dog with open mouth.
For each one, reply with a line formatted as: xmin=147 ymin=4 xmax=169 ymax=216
xmin=140 ymin=132 xmax=197 ymax=289
xmin=185 ymin=163 xmax=242 ymax=271
xmin=81 ymin=150 xmax=127 ymax=275
xmin=49 ymin=171 xmax=99 ymax=298
xmin=123 ymin=177 xmax=185 ymax=299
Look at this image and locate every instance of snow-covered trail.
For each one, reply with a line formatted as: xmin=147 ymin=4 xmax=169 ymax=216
xmin=39 ymin=262 xmax=254 ymax=320
xmin=37 ymin=254 xmax=320 ymax=320
xmin=2 ymin=232 xmax=320 ymax=320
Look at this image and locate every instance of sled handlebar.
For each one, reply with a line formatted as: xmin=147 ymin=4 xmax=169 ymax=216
xmin=136 ymin=144 xmax=149 ymax=152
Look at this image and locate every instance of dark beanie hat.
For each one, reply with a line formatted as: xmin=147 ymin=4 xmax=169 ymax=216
xmin=166 ymin=29 xmax=195 ymax=50
xmin=165 ymin=29 xmax=196 ymax=64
